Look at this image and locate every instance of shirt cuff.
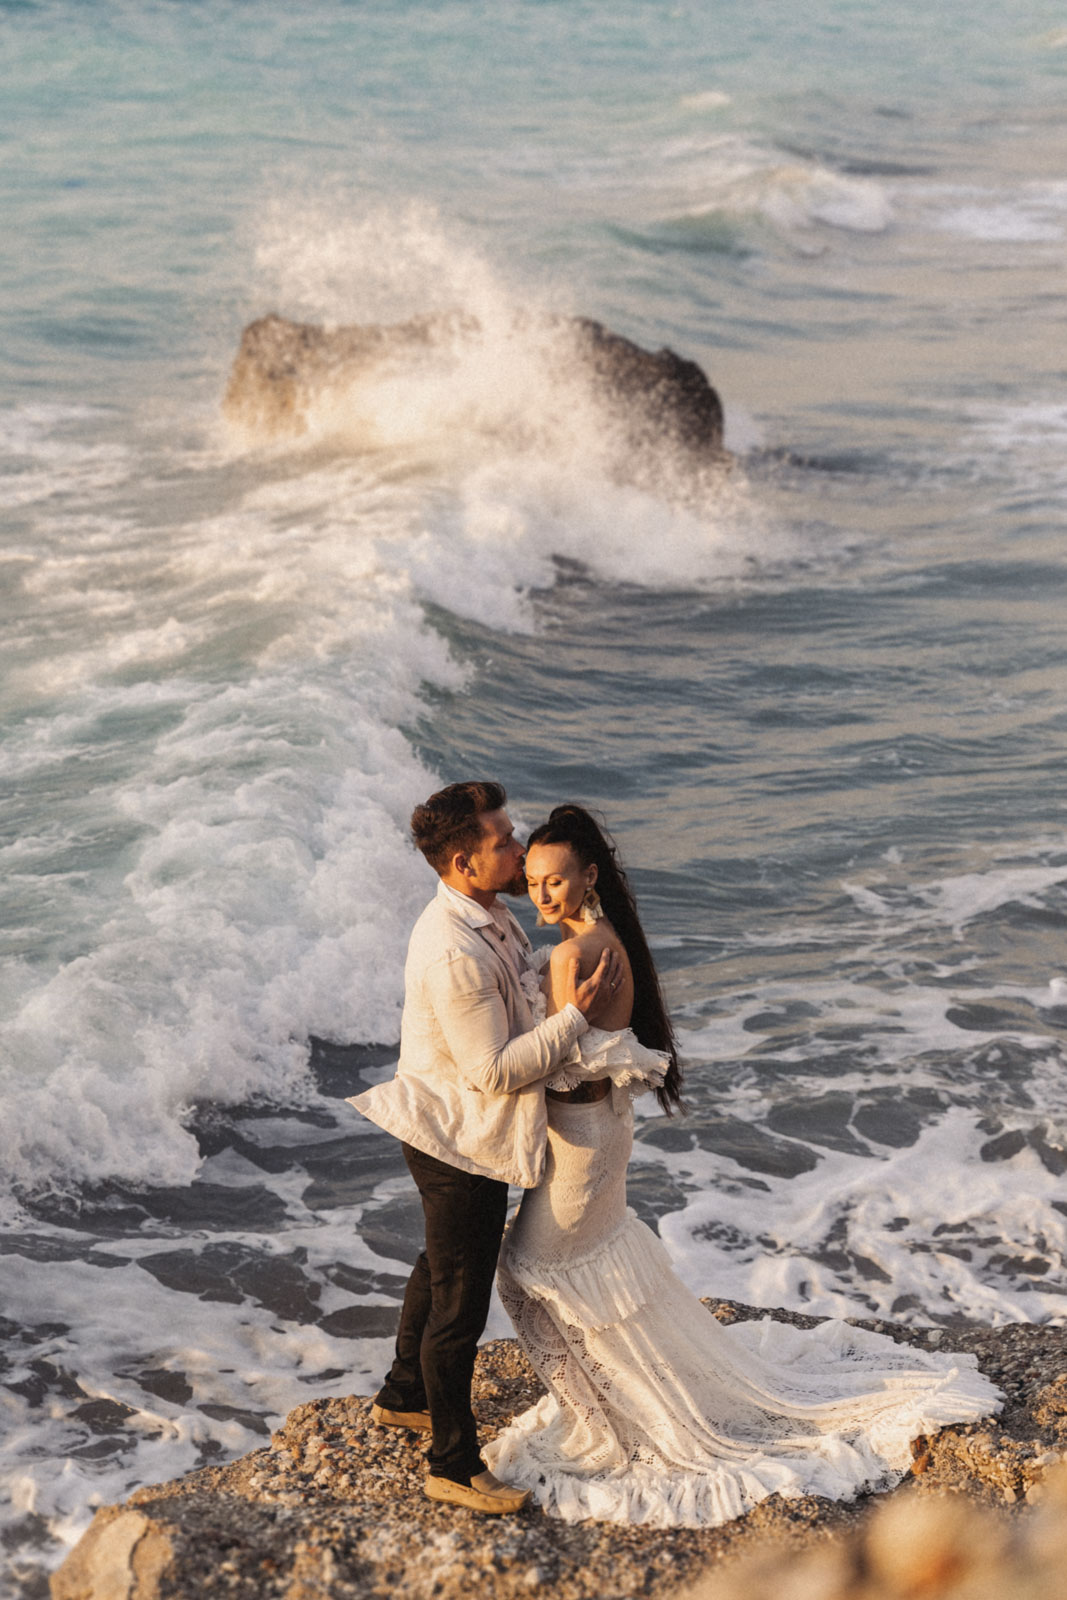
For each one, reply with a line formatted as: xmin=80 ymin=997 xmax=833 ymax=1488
xmin=562 ymin=1002 xmax=588 ymax=1035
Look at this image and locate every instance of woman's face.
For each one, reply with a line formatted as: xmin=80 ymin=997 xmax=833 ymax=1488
xmin=525 ymin=842 xmax=595 ymax=926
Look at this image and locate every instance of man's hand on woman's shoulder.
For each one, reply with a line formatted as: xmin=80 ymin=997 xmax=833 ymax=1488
xmin=557 ymin=944 xmax=622 ymax=1019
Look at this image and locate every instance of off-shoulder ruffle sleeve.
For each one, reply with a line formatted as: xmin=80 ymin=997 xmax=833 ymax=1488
xmin=544 ymin=1025 xmax=668 ymax=1113
xmin=519 ymin=966 xmax=549 ymax=1017
xmin=522 ymin=960 xmax=667 ymax=1111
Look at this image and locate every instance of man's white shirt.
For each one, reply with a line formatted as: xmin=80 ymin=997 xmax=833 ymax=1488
xmin=349 ymin=880 xmax=587 ymax=1188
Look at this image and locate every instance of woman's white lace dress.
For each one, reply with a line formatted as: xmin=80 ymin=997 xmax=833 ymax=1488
xmin=484 ymin=973 xmax=1001 ymax=1529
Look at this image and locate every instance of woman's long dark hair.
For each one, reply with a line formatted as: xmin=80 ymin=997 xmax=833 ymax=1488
xmin=527 ymin=804 xmax=683 ymax=1115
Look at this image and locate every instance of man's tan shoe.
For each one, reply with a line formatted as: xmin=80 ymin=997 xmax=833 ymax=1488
xmin=424 ymin=1469 xmax=532 ymax=1515
xmin=370 ymin=1402 xmax=432 ymax=1431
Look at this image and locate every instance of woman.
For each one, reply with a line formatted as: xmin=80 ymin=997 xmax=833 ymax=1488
xmin=484 ymin=805 xmax=1000 ymax=1528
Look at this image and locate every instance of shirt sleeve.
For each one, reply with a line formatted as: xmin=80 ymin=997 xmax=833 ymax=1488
xmin=425 ymin=952 xmax=587 ymax=1095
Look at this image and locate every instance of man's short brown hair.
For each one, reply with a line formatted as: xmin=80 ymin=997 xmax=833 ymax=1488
xmin=411 ymin=780 xmax=507 ymax=874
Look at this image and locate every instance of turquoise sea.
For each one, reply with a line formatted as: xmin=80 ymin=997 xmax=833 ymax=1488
xmin=3 ymin=2 xmax=1066 ymax=1590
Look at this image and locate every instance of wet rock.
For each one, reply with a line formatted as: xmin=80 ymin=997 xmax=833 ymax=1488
xmin=126 ymin=1368 xmax=194 ymax=1408
xmin=678 ymin=1463 xmax=1067 ymax=1600
xmin=50 ymin=1303 xmax=1067 ymax=1600
xmin=222 ymin=312 xmax=726 ymax=481
xmin=1031 ymin=1375 xmax=1067 ymax=1437
xmin=300 ymin=1141 xmax=401 ymax=1213
xmin=136 ymin=1243 xmax=323 ymax=1323
xmin=49 ymin=1510 xmax=173 ymax=1600
xmin=24 ymin=1179 xmax=289 ymax=1236
xmin=678 ymin=1110 xmax=820 ymax=1178
xmin=353 ymin=1191 xmax=426 ymax=1267
xmin=315 ymin=1304 xmax=402 ymax=1340
xmin=765 ymin=1091 xmax=874 ymax=1157
xmin=851 ymin=1093 xmax=927 ymax=1149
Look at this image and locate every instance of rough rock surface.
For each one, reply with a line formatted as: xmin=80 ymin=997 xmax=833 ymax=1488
xmin=678 ymin=1464 xmax=1067 ymax=1600
xmin=51 ymin=1300 xmax=1066 ymax=1600
xmin=222 ymin=311 xmax=726 ymax=472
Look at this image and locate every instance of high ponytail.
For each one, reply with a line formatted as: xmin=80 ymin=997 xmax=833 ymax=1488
xmin=526 ymin=804 xmax=683 ymax=1114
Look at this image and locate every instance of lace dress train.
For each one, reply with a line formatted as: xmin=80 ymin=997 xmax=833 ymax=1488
xmin=484 ymin=1030 xmax=1001 ymax=1529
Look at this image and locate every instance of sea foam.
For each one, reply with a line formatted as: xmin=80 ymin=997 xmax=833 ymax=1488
xmin=1 ymin=213 xmax=779 ymax=1203
xmin=666 ymin=137 xmax=894 ymax=241
xmin=657 ymin=1107 xmax=1067 ymax=1325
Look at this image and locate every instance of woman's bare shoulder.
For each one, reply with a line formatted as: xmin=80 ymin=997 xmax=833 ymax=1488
xmin=548 ymin=928 xmax=614 ymax=969
xmin=548 ymin=938 xmax=579 ymax=967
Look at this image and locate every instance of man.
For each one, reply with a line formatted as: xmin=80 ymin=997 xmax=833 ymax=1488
xmin=349 ymin=781 xmax=618 ymax=1514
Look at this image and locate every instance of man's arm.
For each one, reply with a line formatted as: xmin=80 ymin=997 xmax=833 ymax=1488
xmin=424 ymin=948 xmax=617 ymax=1096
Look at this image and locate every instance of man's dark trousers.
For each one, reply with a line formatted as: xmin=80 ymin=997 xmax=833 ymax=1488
xmin=375 ymin=1142 xmax=510 ymax=1484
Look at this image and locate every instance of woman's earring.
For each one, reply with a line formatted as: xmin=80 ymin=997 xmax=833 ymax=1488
xmin=581 ymin=887 xmax=603 ymax=923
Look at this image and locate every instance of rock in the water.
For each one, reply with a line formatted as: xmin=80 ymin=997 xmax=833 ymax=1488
xmin=565 ymin=315 xmax=725 ymax=460
xmin=222 ymin=311 xmax=726 ymax=477
xmin=223 ymin=311 xmax=454 ymax=441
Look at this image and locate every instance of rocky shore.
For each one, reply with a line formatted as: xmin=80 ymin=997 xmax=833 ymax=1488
xmin=51 ymin=1300 xmax=1066 ymax=1600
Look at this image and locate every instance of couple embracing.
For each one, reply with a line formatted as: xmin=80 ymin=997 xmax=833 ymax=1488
xmin=350 ymin=782 xmax=999 ymax=1528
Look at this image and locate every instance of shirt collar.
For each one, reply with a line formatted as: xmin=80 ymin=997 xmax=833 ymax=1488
xmin=436 ymin=880 xmax=529 ymax=958
xmin=437 ymin=878 xmax=497 ymax=929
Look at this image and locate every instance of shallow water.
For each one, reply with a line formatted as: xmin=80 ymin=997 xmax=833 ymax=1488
xmin=2 ymin=2 xmax=1066 ymax=1591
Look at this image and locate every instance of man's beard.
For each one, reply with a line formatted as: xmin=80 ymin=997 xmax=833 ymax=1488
xmin=500 ymin=869 xmax=529 ymax=898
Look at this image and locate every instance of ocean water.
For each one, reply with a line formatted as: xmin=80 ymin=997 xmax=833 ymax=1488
xmin=2 ymin=0 xmax=1066 ymax=1590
